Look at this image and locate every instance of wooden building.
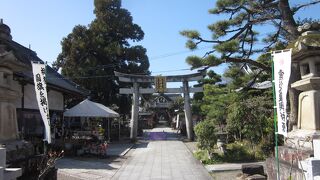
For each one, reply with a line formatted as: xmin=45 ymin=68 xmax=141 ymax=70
xmin=0 ymin=19 xmax=89 ymax=141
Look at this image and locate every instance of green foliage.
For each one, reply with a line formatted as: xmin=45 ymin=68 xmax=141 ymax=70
xmin=186 ymin=55 xmax=223 ymax=70
xmin=194 ymin=150 xmax=224 ymax=164
xmin=186 ymin=40 xmax=197 ymax=50
xmin=186 ymin=0 xmax=319 ymax=165
xmin=186 ymin=56 xmax=203 ymax=69
xmin=180 ymin=30 xmax=200 ymax=39
xmin=181 ymin=0 xmax=315 ymax=71
xmin=53 ymin=0 xmax=149 ymax=114
xmin=214 ymin=0 xmax=242 ymax=10
xmin=198 ymin=70 xmax=222 ymax=85
xmin=227 ymin=95 xmax=273 ymax=142
xmin=194 ymin=141 xmax=268 ymax=164
xmin=203 ymin=55 xmax=223 ymax=67
xmin=201 ymin=84 xmax=230 ymax=126
xmin=98 ymin=126 xmax=105 ymax=135
xmin=207 ymin=70 xmax=220 ymax=80
xmin=194 ymin=120 xmax=217 ymax=151
xmin=224 ymin=141 xmax=256 ymax=162
xmin=222 ymin=141 xmax=268 ymax=162
xmin=208 ymin=20 xmax=230 ymax=37
xmin=223 ymin=64 xmax=251 ymax=89
xmin=214 ymin=40 xmax=239 ymax=54
xmin=172 ymin=96 xmax=184 ymax=112
xmin=194 ymin=150 xmax=210 ymax=164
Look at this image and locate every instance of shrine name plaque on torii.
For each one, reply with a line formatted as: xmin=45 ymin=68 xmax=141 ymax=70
xmin=115 ymin=71 xmax=205 ymax=141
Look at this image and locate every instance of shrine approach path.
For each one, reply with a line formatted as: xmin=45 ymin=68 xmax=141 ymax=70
xmin=111 ymin=126 xmax=212 ymax=180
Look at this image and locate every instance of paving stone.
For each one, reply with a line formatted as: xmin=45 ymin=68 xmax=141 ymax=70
xmin=112 ymin=127 xmax=212 ymax=180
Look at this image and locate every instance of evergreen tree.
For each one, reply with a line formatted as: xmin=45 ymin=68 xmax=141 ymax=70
xmin=181 ymin=0 xmax=320 ymax=129
xmin=53 ymin=0 xmax=149 ymax=114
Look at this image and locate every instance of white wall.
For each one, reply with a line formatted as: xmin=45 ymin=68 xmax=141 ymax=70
xmin=12 ymin=80 xmax=64 ymax=111
xmin=24 ymin=84 xmax=38 ymax=110
xmin=48 ymin=90 xmax=64 ymax=111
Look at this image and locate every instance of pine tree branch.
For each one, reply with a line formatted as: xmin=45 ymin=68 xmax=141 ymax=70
xmin=292 ymin=0 xmax=320 ymax=13
xmin=202 ymin=50 xmax=216 ymax=58
xmin=228 ymin=23 xmax=250 ymax=41
xmin=224 ymin=57 xmax=271 ymax=72
xmin=241 ymin=69 xmax=264 ymax=92
xmin=196 ymin=37 xmax=223 ymax=44
xmin=263 ymin=20 xmax=283 ymax=51
xmin=247 ymin=28 xmax=255 ymax=57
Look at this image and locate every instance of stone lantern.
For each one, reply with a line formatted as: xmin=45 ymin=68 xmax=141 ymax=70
xmin=291 ymin=53 xmax=320 ymax=131
xmin=0 ymin=20 xmax=28 ymax=142
xmin=288 ymin=22 xmax=320 ymax=150
xmin=266 ymin=22 xmax=320 ymax=180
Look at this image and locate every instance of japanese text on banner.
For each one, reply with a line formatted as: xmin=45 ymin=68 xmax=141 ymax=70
xmin=32 ymin=62 xmax=51 ymax=143
xmin=273 ymin=49 xmax=292 ymax=137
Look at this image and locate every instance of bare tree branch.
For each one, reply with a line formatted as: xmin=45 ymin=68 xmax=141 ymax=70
xmin=202 ymin=50 xmax=215 ymax=58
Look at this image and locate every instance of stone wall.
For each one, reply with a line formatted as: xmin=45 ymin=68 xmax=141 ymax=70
xmin=266 ymin=157 xmax=305 ymax=180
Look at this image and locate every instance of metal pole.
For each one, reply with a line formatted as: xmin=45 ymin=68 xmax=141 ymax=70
xmin=108 ymin=118 xmax=110 ymax=142
xmin=119 ymin=118 xmax=121 ymax=141
xmin=272 ymin=55 xmax=280 ymax=180
xmin=44 ymin=62 xmax=48 ymax=154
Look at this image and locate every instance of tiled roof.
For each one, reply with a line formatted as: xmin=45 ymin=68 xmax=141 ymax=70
xmin=0 ymin=38 xmax=89 ymax=96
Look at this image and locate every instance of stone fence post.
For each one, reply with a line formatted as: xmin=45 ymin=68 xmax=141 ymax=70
xmin=0 ymin=147 xmax=6 ymax=180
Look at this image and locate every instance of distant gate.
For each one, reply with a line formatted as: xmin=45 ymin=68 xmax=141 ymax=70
xmin=115 ymin=71 xmax=205 ymax=140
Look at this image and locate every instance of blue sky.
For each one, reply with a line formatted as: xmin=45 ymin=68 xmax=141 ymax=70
xmin=0 ymin=0 xmax=217 ymax=76
xmin=1 ymin=1 xmax=320 ymax=87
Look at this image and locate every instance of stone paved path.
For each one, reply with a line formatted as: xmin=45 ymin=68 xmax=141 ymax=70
xmin=56 ymin=143 xmax=133 ymax=179
xmin=112 ymin=127 xmax=212 ymax=180
xmin=57 ymin=157 xmax=124 ymax=180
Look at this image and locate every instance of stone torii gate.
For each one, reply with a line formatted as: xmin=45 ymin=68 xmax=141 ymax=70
xmin=115 ymin=71 xmax=205 ymax=140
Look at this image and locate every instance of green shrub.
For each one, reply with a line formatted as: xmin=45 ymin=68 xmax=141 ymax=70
xmin=223 ymin=141 xmax=268 ymax=162
xmin=194 ymin=141 xmax=268 ymax=164
xmin=224 ymin=141 xmax=255 ymax=162
xmin=194 ymin=150 xmax=210 ymax=164
xmin=256 ymin=138 xmax=274 ymax=159
xmin=194 ymin=150 xmax=224 ymax=164
xmin=194 ymin=120 xmax=217 ymax=152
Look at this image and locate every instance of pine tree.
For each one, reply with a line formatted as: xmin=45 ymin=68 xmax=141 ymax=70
xmin=181 ymin=0 xmax=320 ymax=129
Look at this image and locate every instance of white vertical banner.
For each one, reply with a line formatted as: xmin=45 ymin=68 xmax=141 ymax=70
xmin=32 ymin=62 xmax=51 ymax=143
xmin=273 ymin=49 xmax=292 ymax=137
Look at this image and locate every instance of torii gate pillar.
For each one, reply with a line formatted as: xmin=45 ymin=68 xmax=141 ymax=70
xmin=183 ymin=81 xmax=193 ymax=140
xmin=131 ymin=82 xmax=139 ymax=140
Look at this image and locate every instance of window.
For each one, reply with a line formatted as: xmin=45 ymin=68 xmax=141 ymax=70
xmin=316 ymin=62 xmax=320 ymax=74
xmin=301 ymin=63 xmax=310 ymax=75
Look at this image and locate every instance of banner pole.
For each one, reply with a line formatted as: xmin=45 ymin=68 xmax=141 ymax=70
xmin=272 ymin=55 xmax=280 ymax=180
xmin=44 ymin=62 xmax=48 ymax=154
xmin=32 ymin=61 xmax=51 ymax=154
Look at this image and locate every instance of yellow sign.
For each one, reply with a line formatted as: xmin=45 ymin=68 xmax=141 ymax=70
xmin=155 ymin=76 xmax=166 ymax=93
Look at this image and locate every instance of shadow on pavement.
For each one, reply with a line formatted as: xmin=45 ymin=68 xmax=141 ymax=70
xmin=56 ymin=156 xmax=119 ymax=170
xmin=131 ymin=141 xmax=149 ymax=149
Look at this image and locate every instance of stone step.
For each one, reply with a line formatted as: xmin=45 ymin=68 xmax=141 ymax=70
xmin=4 ymin=168 xmax=22 ymax=180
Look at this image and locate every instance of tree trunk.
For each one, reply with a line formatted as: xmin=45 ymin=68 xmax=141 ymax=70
xmin=278 ymin=0 xmax=300 ymax=40
xmin=279 ymin=0 xmax=300 ymax=130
